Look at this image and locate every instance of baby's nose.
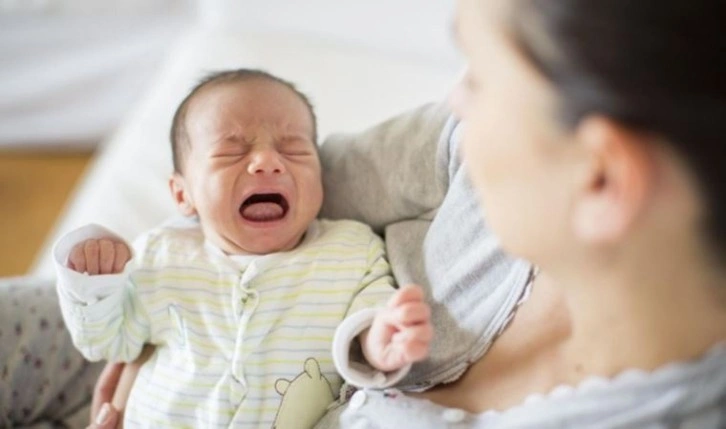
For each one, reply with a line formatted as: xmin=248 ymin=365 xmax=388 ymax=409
xmin=248 ymin=148 xmax=284 ymax=174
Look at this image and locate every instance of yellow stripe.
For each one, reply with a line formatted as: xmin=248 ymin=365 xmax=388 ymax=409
xmin=258 ymin=265 xmax=364 ymax=283
xmin=132 ymin=274 xmax=234 ymax=288
xmin=135 ymin=262 xmax=367 ymax=285
xmin=246 ymin=312 xmax=344 ymax=331
xmin=142 ymin=293 xmax=227 ymax=309
xmin=140 ymin=287 xmax=361 ymax=310
xmin=149 ymin=332 xmax=335 ymax=354
xmin=133 ymin=383 xmax=285 ymax=414
xmin=146 ymin=371 xmax=340 ymax=391
xmin=242 ymin=357 xmax=334 ymax=367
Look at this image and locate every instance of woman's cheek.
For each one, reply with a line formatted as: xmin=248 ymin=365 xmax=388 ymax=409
xmin=448 ymin=82 xmax=469 ymax=119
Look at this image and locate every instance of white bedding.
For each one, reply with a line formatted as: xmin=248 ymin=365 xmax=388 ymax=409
xmin=0 ymin=5 xmax=190 ymax=149
xmin=30 ymin=5 xmax=461 ymax=277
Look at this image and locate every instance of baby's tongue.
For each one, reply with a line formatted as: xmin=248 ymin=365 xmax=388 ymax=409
xmin=241 ymin=203 xmax=284 ymax=221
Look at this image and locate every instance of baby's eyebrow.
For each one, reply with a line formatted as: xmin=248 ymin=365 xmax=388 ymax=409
xmin=279 ymin=133 xmax=311 ymax=142
xmin=215 ymin=133 xmax=256 ymax=145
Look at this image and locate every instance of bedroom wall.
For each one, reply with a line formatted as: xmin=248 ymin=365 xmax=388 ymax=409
xmin=0 ymin=0 xmax=191 ymax=149
xmin=0 ymin=1 xmax=461 ymax=277
xmin=0 ymin=0 xmax=457 ymax=150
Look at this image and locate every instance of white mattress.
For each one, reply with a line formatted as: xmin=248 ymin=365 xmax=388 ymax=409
xmin=31 ymin=21 xmax=460 ymax=277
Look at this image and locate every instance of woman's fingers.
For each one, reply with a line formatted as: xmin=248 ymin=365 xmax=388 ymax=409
xmin=91 ymin=362 xmax=124 ymax=422
xmin=87 ymin=403 xmax=120 ymax=429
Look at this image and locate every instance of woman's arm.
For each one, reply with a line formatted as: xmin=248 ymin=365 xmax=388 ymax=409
xmin=89 ymin=345 xmax=154 ymax=429
xmin=319 ymin=102 xmax=452 ymax=233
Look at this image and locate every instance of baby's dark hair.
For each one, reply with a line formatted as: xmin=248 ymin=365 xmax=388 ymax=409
xmin=170 ymin=69 xmax=317 ymax=173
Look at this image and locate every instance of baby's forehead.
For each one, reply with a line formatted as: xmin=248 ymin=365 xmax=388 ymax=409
xmin=189 ymin=78 xmax=312 ymax=122
xmin=193 ymin=77 xmax=300 ymax=106
xmin=185 ymin=78 xmax=316 ymax=141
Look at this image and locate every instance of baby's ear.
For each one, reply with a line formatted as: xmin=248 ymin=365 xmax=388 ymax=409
xmin=169 ymin=173 xmax=196 ymax=217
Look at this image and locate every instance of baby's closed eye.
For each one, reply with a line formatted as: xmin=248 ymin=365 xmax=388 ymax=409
xmin=277 ymin=138 xmax=315 ymax=156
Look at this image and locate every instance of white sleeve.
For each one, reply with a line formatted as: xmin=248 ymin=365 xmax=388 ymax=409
xmin=53 ymin=223 xmax=152 ymax=362
xmin=52 ymin=223 xmax=134 ymax=304
xmin=333 ymin=308 xmax=411 ymax=389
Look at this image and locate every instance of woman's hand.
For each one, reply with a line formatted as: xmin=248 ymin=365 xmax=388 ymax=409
xmin=88 ymin=362 xmax=123 ymax=429
xmin=87 ymin=345 xmax=155 ymax=429
xmin=361 ymin=285 xmax=434 ymax=372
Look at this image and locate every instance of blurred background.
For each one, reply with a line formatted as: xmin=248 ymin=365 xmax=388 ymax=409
xmin=0 ymin=0 xmax=460 ymax=277
xmin=0 ymin=0 xmax=192 ymax=276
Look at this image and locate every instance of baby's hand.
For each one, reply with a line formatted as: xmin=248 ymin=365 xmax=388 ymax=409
xmin=68 ymin=238 xmax=131 ymax=275
xmin=361 ymin=285 xmax=433 ymax=372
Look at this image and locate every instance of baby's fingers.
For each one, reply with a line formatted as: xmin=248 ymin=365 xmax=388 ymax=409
xmin=392 ymin=302 xmax=431 ymax=327
xmin=386 ymin=285 xmax=425 ymax=309
xmin=392 ymin=324 xmax=434 ymax=344
xmin=68 ymin=243 xmax=87 ymax=273
xmin=98 ymin=239 xmax=116 ymax=274
xmin=98 ymin=240 xmax=130 ymax=274
xmin=84 ymin=240 xmax=101 ymax=275
xmin=392 ymin=339 xmax=430 ymax=364
xmin=68 ymin=239 xmax=128 ymax=275
xmin=113 ymin=242 xmax=131 ymax=273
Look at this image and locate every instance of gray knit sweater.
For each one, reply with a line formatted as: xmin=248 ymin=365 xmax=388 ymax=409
xmin=316 ymin=103 xmax=726 ymax=429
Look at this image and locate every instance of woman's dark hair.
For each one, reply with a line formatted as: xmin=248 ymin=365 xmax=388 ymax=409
xmin=509 ymin=0 xmax=726 ymax=261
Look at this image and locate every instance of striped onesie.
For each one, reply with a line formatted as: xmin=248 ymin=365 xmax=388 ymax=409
xmin=54 ymin=218 xmax=394 ymax=428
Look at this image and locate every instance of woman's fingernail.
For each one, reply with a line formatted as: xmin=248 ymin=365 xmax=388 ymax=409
xmin=95 ymin=403 xmax=111 ymax=425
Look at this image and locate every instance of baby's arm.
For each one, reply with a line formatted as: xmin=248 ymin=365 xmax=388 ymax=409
xmin=332 ymin=287 xmax=433 ymax=388
xmin=333 ymin=233 xmax=433 ymax=387
xmin=54 ymin=224 xmax=150 ymax=363
xmin=359 ymin=286 xmax=432 ymax=372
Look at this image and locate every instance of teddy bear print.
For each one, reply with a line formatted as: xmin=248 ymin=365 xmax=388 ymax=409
xmin=272 ymin=358 xmax=335 ymax=429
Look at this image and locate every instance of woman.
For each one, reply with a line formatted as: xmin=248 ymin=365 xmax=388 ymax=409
xmin=79 ymin=0 xmax=726 ymax=426
xmin=320 ymin=0 xmax=725 ymax=427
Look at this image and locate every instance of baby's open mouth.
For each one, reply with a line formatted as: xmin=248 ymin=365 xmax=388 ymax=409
xmin=239 ymin=193 xmax=289 ymax=222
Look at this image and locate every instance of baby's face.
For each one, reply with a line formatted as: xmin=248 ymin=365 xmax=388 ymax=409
xmin=174 ymin=79 xmax=322 ymax=254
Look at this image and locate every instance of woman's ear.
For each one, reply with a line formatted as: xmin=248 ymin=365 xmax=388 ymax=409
xmin=169 ymin=173 xmax=197 ymax=217
xmin=571 ymin=116 xmax=654 ymax=244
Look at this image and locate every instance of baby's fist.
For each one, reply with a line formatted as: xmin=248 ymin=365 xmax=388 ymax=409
xmin=68 ymin=238 xmax=130 ymax=275
xmin=362 ymin=285 xmax=433 ymax=372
